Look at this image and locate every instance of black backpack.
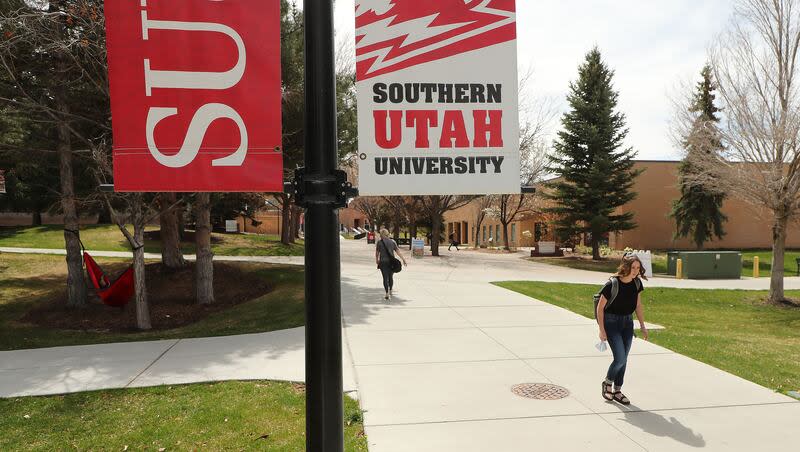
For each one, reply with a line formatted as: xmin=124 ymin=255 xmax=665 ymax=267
xmin=593 ymin=277 xmax=641 ymax=320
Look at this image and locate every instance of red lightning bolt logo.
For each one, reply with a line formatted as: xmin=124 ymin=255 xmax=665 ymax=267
xmin=355 ymin=0 xmax=517 ymax=80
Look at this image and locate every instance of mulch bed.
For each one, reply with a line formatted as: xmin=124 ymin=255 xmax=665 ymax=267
xmin=22 ymin=261 xmax=273 ymax=332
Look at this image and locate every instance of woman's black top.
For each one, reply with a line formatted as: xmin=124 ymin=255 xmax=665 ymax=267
xmin=600 ymin=278 xmax=644 ymax=316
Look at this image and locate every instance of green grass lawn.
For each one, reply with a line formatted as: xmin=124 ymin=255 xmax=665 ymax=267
xmin=495 ymin=281 xmax=800 ymax=395
xmin=0 ymin=381 xmax=367 ymax=451
xmin=741 ymin=250 xmax=800 ymax=278
xmin=0 ymin=253 xmax=305 ymax=351
xmin=0 ymin=225 xmax=304 ymax=257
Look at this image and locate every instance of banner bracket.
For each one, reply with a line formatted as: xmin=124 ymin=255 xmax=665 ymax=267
xmin=291 ymin=167 xmax=358 ymax=208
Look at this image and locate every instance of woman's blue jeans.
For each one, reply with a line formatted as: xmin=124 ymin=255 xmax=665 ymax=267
xmin=604 ymin=312 xmax=634 ymax=388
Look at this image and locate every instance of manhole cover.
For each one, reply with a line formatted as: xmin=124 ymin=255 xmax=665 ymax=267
xmin=511 ymin=383 xmax=570 ymax=400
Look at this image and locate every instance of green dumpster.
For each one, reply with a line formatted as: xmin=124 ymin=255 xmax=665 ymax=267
xmin=666 ymin=251 xmax=742 ymax=279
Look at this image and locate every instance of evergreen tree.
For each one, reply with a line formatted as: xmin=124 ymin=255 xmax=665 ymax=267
xmin=546 ymin=48 xmax=641 ymax=260
xmin=670 ymin=65 xmax=727 ymax=250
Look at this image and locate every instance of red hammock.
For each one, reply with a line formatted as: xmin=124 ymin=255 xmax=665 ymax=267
xmin=83 ymin=252 xmax=135 ymax=308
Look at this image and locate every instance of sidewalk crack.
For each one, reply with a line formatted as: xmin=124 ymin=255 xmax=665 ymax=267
xmin=125 ymin=339 xmax=182 ymax=388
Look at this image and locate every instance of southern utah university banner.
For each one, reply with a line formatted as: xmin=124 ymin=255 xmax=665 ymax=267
xmin=355 ymin=0 xmax=520 ymax=195
xmin=105 ymin=0 xmax=283 ymax=192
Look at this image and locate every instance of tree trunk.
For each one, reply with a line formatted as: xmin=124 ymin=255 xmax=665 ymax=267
xmin=32 ymin=211 xmax=42 ymax=226
xmin=132 ymin=198 xmax=151 ymax=330
xmin=280 ymin=193 xmax=292 ymax=245
xmin=195 ymin=193 xmax=215 ymax=305
xmin=431 ymin=215 xmax=442 ymax=257
xmin=292 ymin=206 xmax=302 ymax=239
xmin=409 ymin=224 xmax=417 ymax=250
xmin=57 ymin=100 xmax=87 ymax=308
xmin=177 ymin=209 xmax=186 ymax=239
xmin=474 ymin=218 xmax=483 ymax=249
xmin=392 ymin=223 xmax=401 ymax=240
xmin=159 ymin=192 xmax=187 ymax=269
xmin=769 ymin=213 xmax=788 ymax=303
xmin=502 ymin=222 xmax=510 ymax=251
xmin=98 ymin=204 xmax=112 ymax=224
xmin=592 ymin=234 xmax=601 ymax=261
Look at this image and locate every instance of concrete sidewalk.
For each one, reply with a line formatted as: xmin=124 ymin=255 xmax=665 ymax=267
xmin=0 ymin=328 xmax=357 ymax=398
xmin=343 ymin=271 xmax=800 ymax=452
xmin=0 ymin=246 xmax=305 ymax=266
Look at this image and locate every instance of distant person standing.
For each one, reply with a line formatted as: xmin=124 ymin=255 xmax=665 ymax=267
xmin=448 ymin=233 xmax=460 ymax=251
xmin=375 ymin=228 xmax=406 ymax=300
xmin=597 ymin=255 xmax=649 ymax=405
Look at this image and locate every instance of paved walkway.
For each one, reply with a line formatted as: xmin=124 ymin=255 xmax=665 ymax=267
xmin=0 ymin=246 xmax=305 ymax=266
xmin=337 ymin=241 xmax=800 ymax=451
xmin=2 ymin=241 xmax=800 ymax=451
xmin=0 ymin=328 xmax=358 ymax=398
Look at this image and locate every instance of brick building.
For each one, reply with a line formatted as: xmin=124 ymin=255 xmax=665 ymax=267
xmin=443 ymin=161 xmax=800 ymax=250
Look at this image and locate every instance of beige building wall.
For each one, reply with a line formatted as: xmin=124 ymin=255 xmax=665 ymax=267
xmin=444 ymin=198 xmax=551 ymax=248
xmin=443 ymin=161 xmax=800 ymax=251
xmin=611 ymin=161 xmax=800 ymax=250
xmin=340 ymin=207 xmax=369 ymax=231
xmin=236 ymin=211 xmax=282 ymax=235
xmin=0 ymin=213 xmax=99 ymax=227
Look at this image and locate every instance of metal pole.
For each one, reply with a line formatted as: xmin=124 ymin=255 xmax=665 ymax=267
xmin=303 ymin=1 xmax=343 ymax=451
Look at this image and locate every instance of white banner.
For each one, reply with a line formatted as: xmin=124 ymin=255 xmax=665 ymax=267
xmin=355 ymin=0 xmax=520 ymax=195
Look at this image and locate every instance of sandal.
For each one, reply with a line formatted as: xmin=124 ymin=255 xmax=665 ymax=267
xmin=602 ymin=381 xmax=614 ymax=401
xmin=613 ymin=391 xmax=630 ymax=405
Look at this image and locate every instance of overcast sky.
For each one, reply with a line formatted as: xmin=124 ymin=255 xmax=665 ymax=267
xmin=334 ymin=0 xmax=734 ymax=161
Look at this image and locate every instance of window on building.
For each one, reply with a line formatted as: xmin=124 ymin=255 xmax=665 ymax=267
xmin=511 ymin=224 xmax=517 ymax=243
xmin=496 ymin=225 xmax=501 ymax=242
xmin=483 ymin=226 xmax=487 ymax=242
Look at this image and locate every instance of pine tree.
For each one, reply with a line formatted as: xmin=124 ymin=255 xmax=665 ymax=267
xmin=546 ymin=48 xmax=641 ymax=260
xmin=670 ymin=65 xmax=727 ymax=250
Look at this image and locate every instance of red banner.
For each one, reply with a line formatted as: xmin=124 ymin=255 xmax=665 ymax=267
xmin=105 ymin=0 xmax=283 ymax=192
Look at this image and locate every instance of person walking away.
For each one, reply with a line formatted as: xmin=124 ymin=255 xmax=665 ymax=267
xmin=597 ymin=254 xmax=649 ymax=405
xmin=448 ymin=233 xmax=460 ymax=251
xmin=375 ymin=228 xmax=406 ymax=300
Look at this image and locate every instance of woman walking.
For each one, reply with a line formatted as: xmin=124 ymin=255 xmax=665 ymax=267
xmin=597 ymin=254 xmax=649 ymax=405
xmin=375 ymin=228 xmax=406 ymax=300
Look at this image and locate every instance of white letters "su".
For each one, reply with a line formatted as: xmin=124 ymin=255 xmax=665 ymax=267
xmin=142 ymin=11 xmax=248 ymax=168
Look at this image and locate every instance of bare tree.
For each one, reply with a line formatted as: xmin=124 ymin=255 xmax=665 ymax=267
xmin=486 ymin=68 xmax=554 ymax=251
xmin=689 ymin=0 xmax=800 ymax=302
xmin=473 ymin=195 xmax=494 ymax=248
xmin=417 ymin=195 xmax=475 ymax=256
xmin=383 ymin=196 xmax=422 ymax=248
xmin=351 ymin=196 xmax=384 ymax=230
xmin=91 ymin=146 xmax=154 ymax=329
xmin=0 ymin=1 xmax=110 ymax=308
xmin=487 ymin=122 xmax=550 ymax=250
xmin=382 ymin=196 xmax=410 ymax=239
